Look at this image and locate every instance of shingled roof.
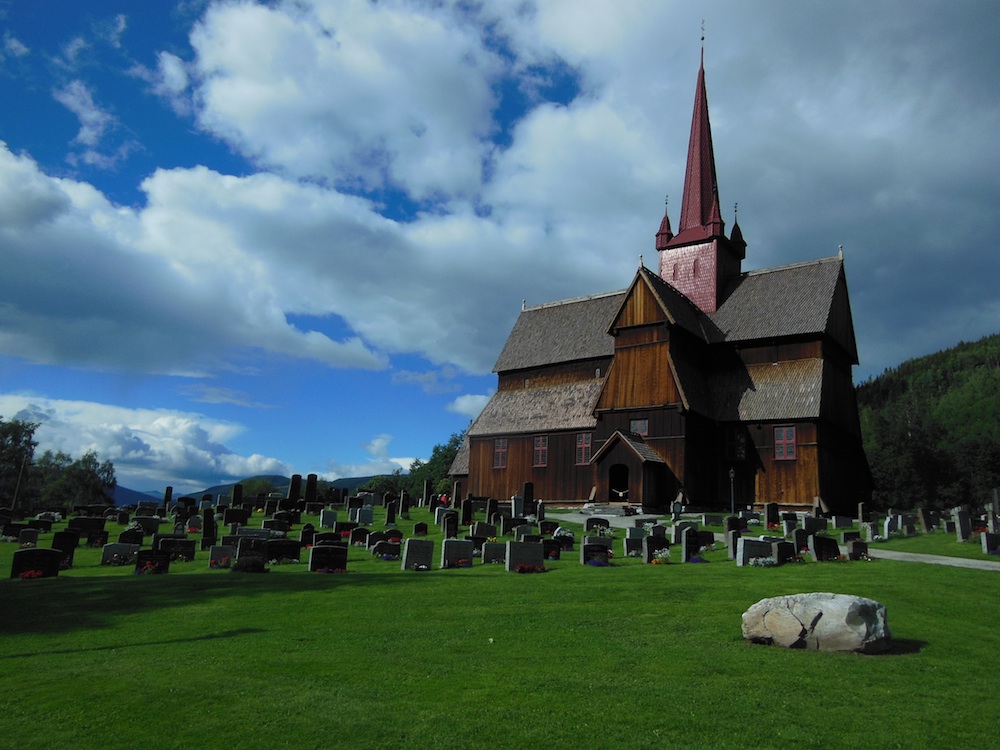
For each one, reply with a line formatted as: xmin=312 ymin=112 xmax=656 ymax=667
xmin=492 ymin=291 xmax=625 ymax=373
xmin=468 ymin=379 xmax=604 ymax=437
xmin=710 ymin=358 xmax=824 ymax=422
xmin=711 ymin=256 xmax=854 ymax=356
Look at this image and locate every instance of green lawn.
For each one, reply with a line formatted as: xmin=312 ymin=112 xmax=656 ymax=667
xmin=2 ymin=508 xmax=999 ymax=749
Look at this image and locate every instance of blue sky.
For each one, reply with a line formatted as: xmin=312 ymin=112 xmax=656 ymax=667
xmin=1 ymin=0 xmax=998 ymax=493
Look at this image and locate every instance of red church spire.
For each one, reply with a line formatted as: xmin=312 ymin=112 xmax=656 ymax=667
xmin=676 ymin=53 xmax=724 ymax=241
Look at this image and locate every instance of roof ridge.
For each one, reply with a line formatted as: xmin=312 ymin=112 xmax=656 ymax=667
xmin=522 ymin=288 xmax=626 ymax=311
xmin=743 ymin=254 xmax=842 ymax=278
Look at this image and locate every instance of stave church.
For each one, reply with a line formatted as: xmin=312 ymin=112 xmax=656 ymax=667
xmin=450 ymin=57 xmax=871 ymax=514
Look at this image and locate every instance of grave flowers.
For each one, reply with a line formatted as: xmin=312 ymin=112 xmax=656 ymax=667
xmin=209 ymin=555 xmax=230 ymax=569
xmin=515 ymin=564 xmax=546 ymax=574
xmin=18 ymin=569 xmax=43 ymax=580
xmin=651 ymin=549 xmax=671 ymax=565
xmin=585 ymin=558 xmax=613 ymax=567
xmin=314 ymin=567 xmax=346 ymax=574
xmin=748 ymin=556 xmax=777 ymax=567
xmin=135 ymin=559 xmax=167 ymax=575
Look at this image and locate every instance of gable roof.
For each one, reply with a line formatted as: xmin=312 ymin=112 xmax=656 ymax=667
xmin=590 ymin=430 xmax=667 ymax=465
xmin=493 ymin=291 xmax=625 ymax=373
xmin=467 ymin=379 xmax=604 ymax=437
xmin=710 ymin=256 xmax=857 ymax=361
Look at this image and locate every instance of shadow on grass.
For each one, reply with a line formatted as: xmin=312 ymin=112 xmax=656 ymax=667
xmin=878 ymin=638 xmax=928 ymax=656
xmin=0 ymin=627 xmax=266 ymax=660
xmin=0 ymin=568 xmax=421 ymax=637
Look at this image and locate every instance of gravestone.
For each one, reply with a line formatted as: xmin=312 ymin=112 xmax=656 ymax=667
xmin=723 ymin=516 xmax=741 ymax=534
xmin=580 ymin=543 xmax=610 ymax=565
xmin=623 ymin=536 xmax=643 ymax=557
xmin=771 ymin=540 xmax=796 ymax=565
xmin=159 ymin=538 xmax=196 ymax=561
xmin=725 ymin=530 xmax=742 ymax=559
xmin=27 ymin=518 xmax=53 ymax=532
xmin=224 ymin=508 xmax=251 ymax=526
xmin=481 ymin=541 xmax=506 ymax=565
xmin=847 ymin=539 xmax=869 ymax=560
xmin=371 ymin=541 xmax=401 ymax=559
xmin=134 ymin=549 xmax=170 ymax=575
xmin=485 ymin=498 xmax=498 ymax=521
xmin=101 ymin=543 xmax=139 ymax=566
xmin=953 ymin=509 xmax=971 ymax=542
xmin=118 ymin=529 xmax=144 ymax=545
xmin=333 ymin=521 xmax=358 ymax=536
xmin=981 ymin=533 xmax=1000 ymax=555
xmin=882 ymin=517 xmax=896 ymax=538
xmin=350 ymin=527 xmax=370 ymax=546
xmin=51 ymin=530 xmax=80 ymax=568
xmin=460 ymin=498 xmax=473 ymax=526
xmin=309 ymin=544 xmax=348 ymax=572
xmin=702 ymin=514 xmax=723 ymax=527
xmin=133 ymin=516 xmax=163 ymax=535
xmin=209 ymin=545 xmax=234 ymax=569
xmin=642 ymin=535 xmax=670 ymax=564
xmin=265 ymin=538 xmax=301 ymax=562
xmin=857 ymin=501 xmax=868 ymax=523
xmin=319 ymin=509 xmax=337 ymax=529
xmin=10 ymin=547 xmax=63 ymax=578
xmin=808 ymin=535 xmax=841 ymax=562
xmin=764 ymin=502 xmax=779 ymax=527
xmin=300 ymin=524 xmax=316 ymax=547
xmin=542 ymin=539 xmax=561 ymax=560
xmin=440 ymin=539 xmax=474 ymax=569
xmin=802 ymin=516 xmax=827 ymax=535
xmin=472 ymin=521 xmax=497 ymax=539
xmin=401 ymin=538 xmax=434 ymax=570
xmin=735 ymin=537 xmax=773 ymax=567
xmin=441 ymin=512 xmax=459 ymax=539
xmin=782 ymin=519 xmax=797 ymax=536
xmin=792 ymin=528 xmax=810 ymax=552
xmin=18 ymin=528 xmax=39 ymax=547
xmin=68 ymin=516 xmax=106 ymax=534
xmin=385 ymin=501 xmax=397 ymax=526
xmin=585 ymin=517 xmax=610 ymax=532
xmin=671 ymin=521 xmax=697 ymax=544
xmin=501 ymin=516 xmax=527 ymax=536
xmin=304 ymin=473 xmax=318 ymax=505
xmin=514 ymin=524 xmax=534 ymax=542
xmin=511 ymin=493 xmax=525 ymax=518
xmin=505 ymin=540 xmax=545 ymax=572
xmin=413 ymin=522 xmax=428 ymax=536
xmin=840 ymin=531 xmax=861 ymax=544
xmin=262 ymin=519 xmax=288 ymax=532
xmin=649 ymin=524 xmax=667 ymax=538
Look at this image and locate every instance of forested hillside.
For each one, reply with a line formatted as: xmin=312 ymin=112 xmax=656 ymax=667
xmin=857 ymin=332 xmax=1000 ymax=511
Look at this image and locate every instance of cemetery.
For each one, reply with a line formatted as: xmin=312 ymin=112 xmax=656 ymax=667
xmin=2 ymin=488 xmax=1000 ymax=748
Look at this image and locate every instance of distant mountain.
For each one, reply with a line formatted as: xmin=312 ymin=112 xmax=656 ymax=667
xmin=111 ymin=474 xmax=384 ymax=506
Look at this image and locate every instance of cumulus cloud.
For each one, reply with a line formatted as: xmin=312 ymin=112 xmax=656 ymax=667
xmin=0 ymin=394 xmax=289 ymax=492
xmin=447 ymin=393 xmax=492 ymax=421
xmin=320 ymin=432 xmax=413 ymax=479
xmin=53 ymin=80 xmax=115 ymax=148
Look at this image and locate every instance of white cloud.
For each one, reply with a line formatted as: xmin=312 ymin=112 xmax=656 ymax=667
xmin=0 ymin=394 xmax=289 ymax=492
xmin=53 ymin=80 xmax=115 ymax=147
xmin=319 ymin=432 xmax=413 ymax=479
xmin=3 ymin=33 xmax=30 ymax=58
xmin=188 ymin=0 xmax=502 ymax=197
xmin=447 ymin=393 xmax=492 ymax=421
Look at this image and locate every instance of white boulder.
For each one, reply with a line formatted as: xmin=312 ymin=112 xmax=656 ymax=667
xmin=742 ymin=592 xmax=891 ymax=653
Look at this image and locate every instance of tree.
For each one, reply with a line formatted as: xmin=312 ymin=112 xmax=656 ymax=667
xmin=34 ymin=450 xmax=117 ymax=509
xmin=0 ymin=417 xmax=38 ymax=509
xmin=239 ymin=477 xmax=278 ymax=500
xmin=405 ymin=431 xmax=465 ymax=496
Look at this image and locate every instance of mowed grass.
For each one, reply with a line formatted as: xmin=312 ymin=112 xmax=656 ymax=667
xmin=2 ymin=509 xmax=1000 ymax=750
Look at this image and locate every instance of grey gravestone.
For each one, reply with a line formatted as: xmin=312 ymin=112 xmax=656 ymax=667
xmin=702 ymin=514 xmax=723 ymax=527
xmin=371 ymin=541 xmax=401 ymax=559
xmin=953 ymin=509 xmax=971 ymax=542
xmin=472 ymin=521 xmax=497 ymax=538
xmin=505 ymin=541 xmax=545 ymax=571
xmin=585 ymin=517 xmax=610 ymax=532
xmin=401 ymin=538 xmax=434 ymax=570
xmin=735 ymin=537 xmax=773 ymax=567
xmin=649 ymin=524 xmax=667 ymax=538
xmin=542 ymin=539 xmax=561 ymax=560
xmin=782 ymin=519 xmax=797 ymax=536
xmin=209 ymin=545 xmax=234 ymax=569
xmin=771 ymin=540 xmax=796 ymax=565
xmin=101 ymin=543 xmax=139 ymax=566
xmin=160 ymin=538 xmax=196 ymax=561
xmin=623 ymin=537 xmax=643 ymax=557
xmin=840 ymin=531 xmax=861 ymax=544
xmin=319 ymin=509 xmax=337 ymax=528
xmin=441 ymin=539 xmax=474 ymax=569
xmin=511 ymin=494 xmax=525 ymax=518
xmin=309 ymin=545 xmax=348 ymax=572
xmin=725 ymin=530 xmax=742 ymax=559
xmin=642 ymin=536 xmax=670 ymax=564
xmin=10 ymin=547 xmax=63 ymax=578
xmin=831 ymin=516 xmax=853 ymax=529
xmin=671 ymin=521 xmax=697 ymax=544
xmin=442 ymin=512 xmax=459 ymax=539
xmin=18 ymin=528 xmax=39 ymax=546
xmin=481 ymin=541 xmax=506 ymax=565
xmin=514 ymin=524 xmax=534 ymax=541
xmin=808 ymin=535 xmax=841 ymax=562
xmin=882 ymin=517 xmax=896 ymax=538
xmin=981 ymin=533 xmax=1000 ymax=555
xmin=764 ymin=502 xmax=779 ymax=527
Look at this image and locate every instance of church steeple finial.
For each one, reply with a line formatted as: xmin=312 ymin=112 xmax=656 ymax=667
xmin=655 ymin=194 xmax=673 ymax=249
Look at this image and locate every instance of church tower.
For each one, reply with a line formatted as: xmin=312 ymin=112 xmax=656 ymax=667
xmin=656 ymin=55 xmax=745 ymax=313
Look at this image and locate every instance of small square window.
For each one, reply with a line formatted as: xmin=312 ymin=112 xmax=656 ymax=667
xmin=629 ymin=419 xmax=648 ymax=437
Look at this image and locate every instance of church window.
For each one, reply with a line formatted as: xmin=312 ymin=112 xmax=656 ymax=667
xmin=693 ymin=259 xmax=700 ymax=277
xmin=774 ymin=426 xmax=796 ymax=460
xmin=493 ymin=438 xmax=508 ymax=469
xmin=533 ymin=436 xmax=548 ymax=467
xmin=630 ymin=418 xmax=648 ymax=436
xmin=672 ymin=263 xmax=678 ymax=280
xmin=575 ymin=433 xmax=593 ymax=465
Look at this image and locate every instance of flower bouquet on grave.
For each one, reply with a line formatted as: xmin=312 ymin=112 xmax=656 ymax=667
xmin=379 ymin=553 xmax=399 ymax=561
xmin=314 ymin=567 xmax=346 ymax=574
xmin=651 ymin=548 xmax=671 ymax=565
xmin=454 ymin=558 xmax=472 ymax=568
xmin=585 ymin=558 xmax=613 ymax=567
xmin=135 ymin=560 xmax=167 ymax=575
xmin=411 ymin=563 xmax=429 ymax=571
xmin=209 ymin=556 xmax=230 ymax=569
xmin=18 ymin=569 xmax=43 ymax=580
xmin=748 ymin=556 xmax=777 ymax=567
xmin=515 ymin=564 xmax=546 ymax=574
xmin=19 ymin=541 xmax=35 ymax=549
xmin=339 ymin=531 xmax=351 ymax=539
xmin=110 ymin=551 xmax=137 ymax=566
